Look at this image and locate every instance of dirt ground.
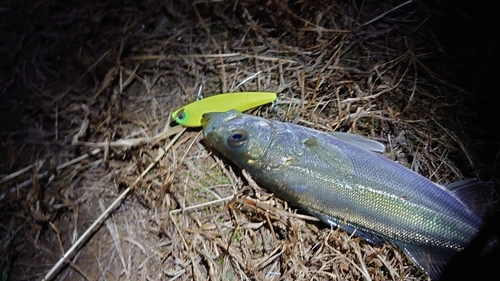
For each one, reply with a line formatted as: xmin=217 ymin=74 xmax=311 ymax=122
xmin=1 ymin=0 xmax=498 ymax=280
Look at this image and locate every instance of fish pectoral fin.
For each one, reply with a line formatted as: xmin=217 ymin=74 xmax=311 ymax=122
xmin=302 ymin=135 xmax=353 ymax=172
xmin=328 ymin=132 xmax=385 ymax=153
xmin=398 ymin=243 xmax=454 ymax=280
xmin=303 ymin=136 xmax=319 ymax=147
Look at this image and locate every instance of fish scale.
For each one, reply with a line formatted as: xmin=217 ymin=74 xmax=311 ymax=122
xmin=262 ymin=150 xmax=476 ymax=249
xmin=202 ymin=110 xmax=490 ymax=280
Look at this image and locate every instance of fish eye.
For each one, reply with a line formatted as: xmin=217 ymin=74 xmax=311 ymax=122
xmin=227 ymin=130 xmax=248 ymax=148
xmin=177 ymin=111 xmax=185 ymax=120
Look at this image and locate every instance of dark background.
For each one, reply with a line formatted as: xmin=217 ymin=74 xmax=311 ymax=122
xmin=426 ymin=0 xmax=499 ymax=181
xmin=426 ymin=2 xmax=500 ymax=278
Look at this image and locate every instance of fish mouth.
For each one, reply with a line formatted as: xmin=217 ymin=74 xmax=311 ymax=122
xmin=201 ymin=112 xmax=223 ymax=127
xmin=202 ymin=110 xmax=242 ymax=137
xmin=201 ymin=112 xmax=225 ymax=138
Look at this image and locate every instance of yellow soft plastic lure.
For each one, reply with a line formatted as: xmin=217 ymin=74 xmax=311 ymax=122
xmin=172 ymin=92 xmax=277 ymax=127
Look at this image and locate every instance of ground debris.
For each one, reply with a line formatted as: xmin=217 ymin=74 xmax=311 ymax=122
xmin=1 ymin=0 xmax=490 ymax=280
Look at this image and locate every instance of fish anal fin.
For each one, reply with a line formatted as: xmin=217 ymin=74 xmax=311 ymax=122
xmin=398 ymin=243 xmax=454 ymax=280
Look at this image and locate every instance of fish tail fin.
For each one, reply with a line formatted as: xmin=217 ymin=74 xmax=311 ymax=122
xmin=446 ymin=178 xmax=497 ymax=217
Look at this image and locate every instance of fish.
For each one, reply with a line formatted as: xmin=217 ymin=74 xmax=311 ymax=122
xmin=171 ymin=92 xmax=276 ymax=127
xmin=202 ymin=109 xmax=494 ymax=280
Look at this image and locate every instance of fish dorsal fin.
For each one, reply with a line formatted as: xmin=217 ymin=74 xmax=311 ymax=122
xmin=446 ymin=178 xmax=497 ymax=217
xmin=328 ymin=132 xmax=386 ymax=153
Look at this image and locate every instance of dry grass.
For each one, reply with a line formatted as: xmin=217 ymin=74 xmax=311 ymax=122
xmin=0 ymin=0 xmax=494 ymax=280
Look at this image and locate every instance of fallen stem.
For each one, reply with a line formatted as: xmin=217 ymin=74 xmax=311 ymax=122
xmin=41 ymin=127 xmax=185 ymax=281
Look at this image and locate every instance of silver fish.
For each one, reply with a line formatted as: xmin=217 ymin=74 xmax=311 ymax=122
xmin=202 ymin=110 xmax=488 ymax=280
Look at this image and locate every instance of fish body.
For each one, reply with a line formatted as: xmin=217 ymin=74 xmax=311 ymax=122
xmin=202 ymin=110 xmax=486 ymax=280
xmin=172 ymin=92 xmax=276 ymax=127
